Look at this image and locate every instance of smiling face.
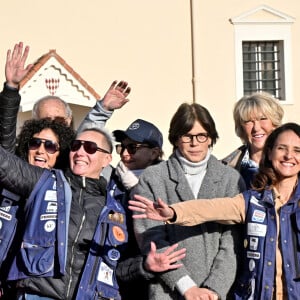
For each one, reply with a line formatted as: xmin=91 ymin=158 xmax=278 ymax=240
xmin=242 ymin=111 xmax=276 ymax=154
xmin=69 ymin=130 xmax=112 ymax=178
xmin=27 ymin=128 xmax=60 ymax=169
xmin=268 ymin=130 xmax=300 ymax=180
xmin=175 ymin=120 xmax=212 ymax=163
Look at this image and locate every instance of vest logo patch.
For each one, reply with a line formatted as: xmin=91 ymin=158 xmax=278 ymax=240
xmin=112 ymin=226 xmax=126 ymax=242
xmin=249 ymin=237 xmax=259 ymax=250
xmin=0 ymin=210 xmax=12 ymax=221
xmin=97 ymin=261 xmax=113 ymax=286
xmin=44 ymin=190 xmax=57 ymax=201
xmin=0 ymin=199 xmax=13 ymax=212
xmin=250 ymin=196 xmax=264 ymax=207
xmin=249 ymin=259 xmax=256 ymax=271
xmin=247 ymin=222 xmax=266 ymax=237
xmin=108 ymin=212 xmax=124 ymax=224
xmin=108 ymin=249 xmax=120 ymax=261
xmin=40 ymin=214 xmax=57 ymax=221
xmin=46 ymin=202 xmax=58 ymax=213
xmin=251 ymin=210 xmax=266 ymax=223
xmin=44 ymin=220 xmax=56 ymax=232
xmin=247 ymin=251 xmax=260 ymax=259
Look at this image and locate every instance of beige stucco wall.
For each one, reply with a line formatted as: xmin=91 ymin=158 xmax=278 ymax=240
xmin=1 ymin=0 xmax=300 ymax=165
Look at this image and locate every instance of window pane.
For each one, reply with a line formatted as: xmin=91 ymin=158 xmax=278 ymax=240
xmin=242 ymin=41 xmax=282 ymax=99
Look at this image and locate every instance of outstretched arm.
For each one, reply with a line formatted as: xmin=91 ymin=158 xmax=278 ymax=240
xmin=0 ymin=42 xmax=32 ymax=152
xmin=77 ymin=80 xmax=131 ymax=132
xmin=129 ymin=194 xmax=246 ymax=226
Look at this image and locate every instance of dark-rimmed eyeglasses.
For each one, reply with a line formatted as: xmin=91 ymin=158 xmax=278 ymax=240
xmin=180 ymin=133 xmax=209 ymax=143
xmin=115 ymin=143 xmax=151 ymax=155
xmin=70 ymin=140 xmax=110 ymax=154
xmin=28 ymin=138 xmax=59 ymax=154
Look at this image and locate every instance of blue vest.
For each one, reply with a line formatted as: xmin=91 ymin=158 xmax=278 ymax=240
xmin=76 ymin=178 xmax=128 ymax=300
xmin=7 ymin=169 xmax=71 ymax=280
xmin=0 ymin=189 xmax=21 ymax=267
xmin=233 ymin=186 xmax=300 ymax=300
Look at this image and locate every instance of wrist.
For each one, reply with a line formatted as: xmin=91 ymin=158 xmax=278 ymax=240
xmin=202 ymin=286 xmax=220 ymax=300
xmin=168 ymin=207 xmax=176 ymax=222
xmin=100 ymin=99 xmax=114 ymax=111
xmin=5 ymin=81 xmax=19 ymax=90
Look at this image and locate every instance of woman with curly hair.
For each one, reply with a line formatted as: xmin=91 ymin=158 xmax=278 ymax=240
xmin=0 ymin=117 xmax=75 ymax=299
xmin=15 ymin=117 xmax=75 ymax=171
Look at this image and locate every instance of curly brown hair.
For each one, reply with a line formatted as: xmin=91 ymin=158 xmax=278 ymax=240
xmin=16 ymin=117 xmax=75 ymax=170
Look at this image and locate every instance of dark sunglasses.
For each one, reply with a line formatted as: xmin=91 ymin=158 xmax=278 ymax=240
xmin=28 ymin=138 xmax=59 ymax=154
xmin=115 ymin=143 xmax=151 ymax=155
xmin=70 ymin=140 xmax=110 ymax=154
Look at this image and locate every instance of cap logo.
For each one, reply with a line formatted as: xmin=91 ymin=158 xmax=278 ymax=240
xmin=129 ymin=122 xmax=140 ymax=130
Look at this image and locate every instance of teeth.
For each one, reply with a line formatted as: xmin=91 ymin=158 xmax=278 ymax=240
xmin=35 ymin=157 xmax=46 ymax=162
xmin=253 ymin=134 xmax=264 ymax=138
xmin=282 ymin=162 xmax=294 ymax=167
xmin=75 ymin=160 xmax=86 ymax=165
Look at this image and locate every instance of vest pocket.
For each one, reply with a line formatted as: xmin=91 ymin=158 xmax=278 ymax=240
xmin=20 ymin=241 xmax=54 ymax=275
xmin=95 ymin=257 xmax=120 ymax=300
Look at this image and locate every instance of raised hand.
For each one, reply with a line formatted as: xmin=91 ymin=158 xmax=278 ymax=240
xmin=144 ymin=241 xmax=186 ymax=272
xmin=101 ymin=80 xmax=131 ymax=111
xmin=128 ymin=195 xmax=175 ymax=221
xmin=5 ymin=42 xmax=33 ymax=89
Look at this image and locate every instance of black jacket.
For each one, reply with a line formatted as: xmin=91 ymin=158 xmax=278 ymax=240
xmin=0 ymin=83 xmax=20 ymax=152
xmin=0 ymin=146 xmax=107 ymax=299
xmin=17 ymin=169 xmax=107 ymax=299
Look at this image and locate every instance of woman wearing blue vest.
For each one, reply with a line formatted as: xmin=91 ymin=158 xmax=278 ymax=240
xmin=222 ymin=92 xmax=284 ymax=189
xmin=129 ymin=122 xmax=300 ymax=300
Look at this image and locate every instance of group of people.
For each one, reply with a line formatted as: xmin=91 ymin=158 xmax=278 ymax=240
xmin=0 ymin=41 xmax=297 ymax=300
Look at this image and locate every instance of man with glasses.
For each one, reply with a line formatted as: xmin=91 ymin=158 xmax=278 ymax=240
xmin=78 ymin=117 xmax=166 ymax=300
xmin=1 ymin=126 xmax=113 ymax=299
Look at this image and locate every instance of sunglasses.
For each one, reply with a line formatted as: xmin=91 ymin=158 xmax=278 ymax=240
xmin=28 ymin=138 xmax=59 ymax=154
xmin=70 ymin=140 xmax=110 ymax=154
xmin=115 ymin=143 xmax=151 ymax=155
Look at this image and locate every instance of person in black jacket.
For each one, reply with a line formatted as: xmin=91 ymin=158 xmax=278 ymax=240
xmin=0 ymin=42 xmax=186 ymax=300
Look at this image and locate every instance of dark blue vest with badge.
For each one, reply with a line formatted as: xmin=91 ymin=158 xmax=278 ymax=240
xmin=0 ymin=189 xmax=21 ymax=267
xmin=7 ymin=169 xmax=71 ymax=280
xmin=76 ymin=177 xmax=128 ymax=300
xmin=233 ymin=189 xmax=275 ymax=300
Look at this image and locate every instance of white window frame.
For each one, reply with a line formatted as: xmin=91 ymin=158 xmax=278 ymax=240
xmin=230 ymin=5 xmax=295 ymax=104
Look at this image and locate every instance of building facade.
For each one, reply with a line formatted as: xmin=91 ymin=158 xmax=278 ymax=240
xmin=1 ymin=1 xmax=299 ymax=162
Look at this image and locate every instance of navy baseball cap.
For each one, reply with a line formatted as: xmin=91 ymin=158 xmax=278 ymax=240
xmin=113 ymin=119 xmax=163 ymax=148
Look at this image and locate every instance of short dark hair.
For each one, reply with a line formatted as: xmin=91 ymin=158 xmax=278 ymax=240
xmin=168 ymin=102 xmax=219 ymax=151
xmin=16 ymin=117 xmax=76 ymax=170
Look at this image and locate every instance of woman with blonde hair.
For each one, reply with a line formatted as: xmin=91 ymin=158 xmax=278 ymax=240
xmin=222 ymin=92 xmax=284 ymax=188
